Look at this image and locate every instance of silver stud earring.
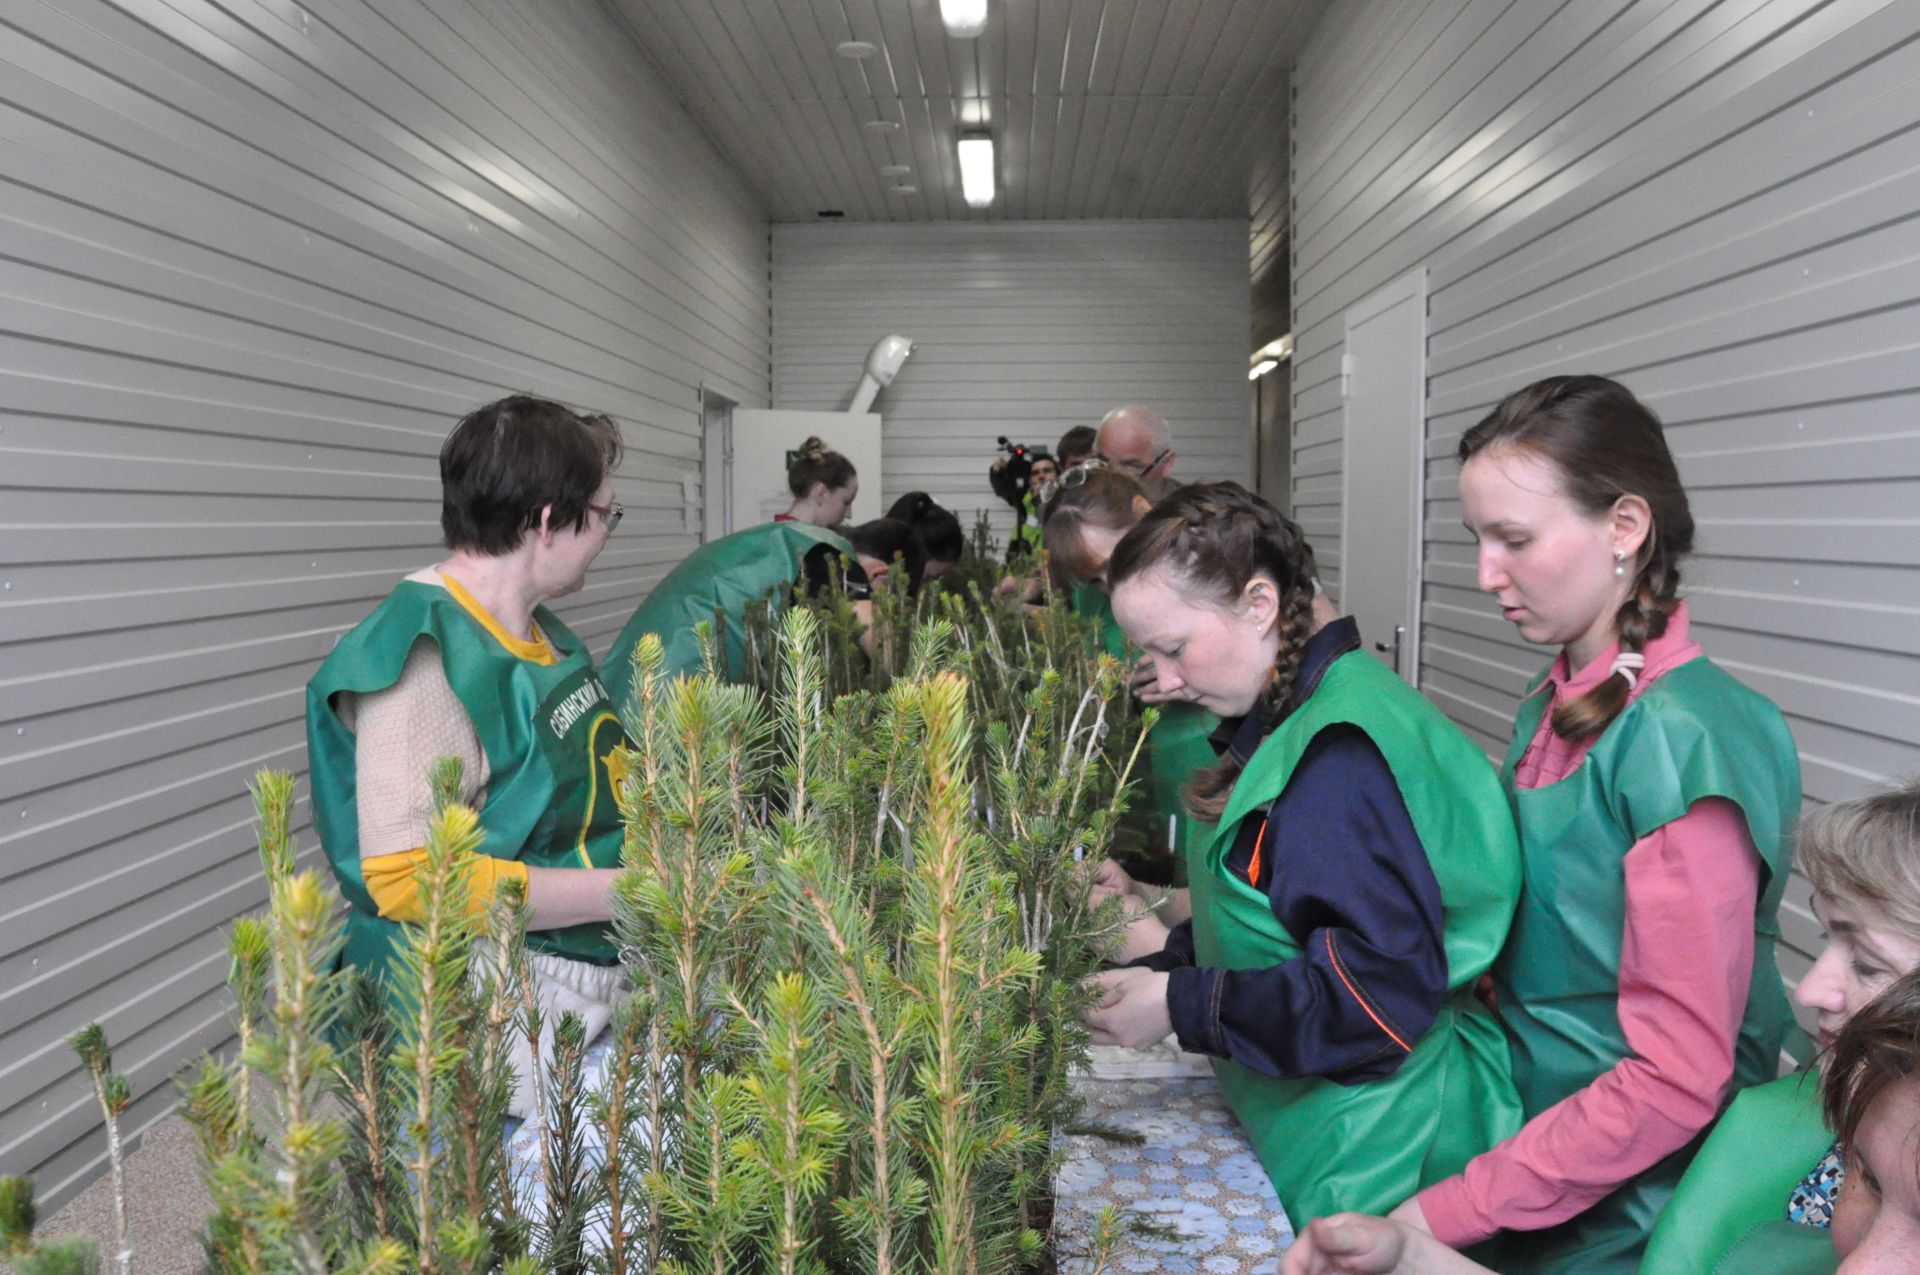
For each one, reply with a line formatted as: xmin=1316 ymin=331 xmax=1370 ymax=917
xmin=1613 ymin=549 xmax=1627 ymax=578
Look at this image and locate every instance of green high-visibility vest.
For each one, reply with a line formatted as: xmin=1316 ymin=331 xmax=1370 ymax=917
xmin=306 ymin=578 xmax=630 ymax=984
xmin=1070 ymin=583 xmax=1218 ymax=863
xmin=1640 ymin=1073 xmax=1835 ymax=1275
xmin=603 ymin=521 xmax=853 ymax=709
xmin=1194 ymin=649 xmax=1524 ymax=1223
xmin=1492 ymin=656 xmax=1800 ymax=1275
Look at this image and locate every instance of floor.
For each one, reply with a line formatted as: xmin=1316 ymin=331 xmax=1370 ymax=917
xmin=2 ymin=1115 xmax=211 ymax=1275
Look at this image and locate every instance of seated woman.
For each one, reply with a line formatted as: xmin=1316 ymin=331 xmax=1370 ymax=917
xmin=1084 ymin=483 xmax=1524 ymax=1223
xmin=1284 ymin=966 xmax=1920 ymax=1274
xmin=887 ymin=491 xmax=964 ymax=581
xmin=779 ymin=435 xmax=858 ymax=528
xmin=305 ymin=396 xmax=630 ymax=1114
xmin=1640 ymin=777 xmax=1920 ymax=1274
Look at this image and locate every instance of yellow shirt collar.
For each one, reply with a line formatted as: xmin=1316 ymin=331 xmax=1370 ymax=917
xmin=437 ymin=572 xmax=557 ymax=665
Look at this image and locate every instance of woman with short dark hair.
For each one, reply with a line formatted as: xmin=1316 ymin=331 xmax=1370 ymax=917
xmin=306 ymin=395 xmax=630 ymax=1114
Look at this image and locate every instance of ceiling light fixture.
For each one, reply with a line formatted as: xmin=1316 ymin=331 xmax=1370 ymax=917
xmin=1248 ymin=359 xmax=1279 ymax=381
xmin=862 ymin=119 xmax=901 ymax=133
xmin=888 ymin=185 xmax=918 ymax=196
xmin=940 ymin=0 xmax=988 ymax=38
xmin=836 ymin=40 xmax=877 ymax=59
xmin=957 ymin=134 xmax=995 ymax=208
xmin=879 ymin=163 xmax=912 ymax=176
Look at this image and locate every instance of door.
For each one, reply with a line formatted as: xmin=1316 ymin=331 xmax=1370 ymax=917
xmin=1339 ymin=268 xmax=1427 ymax=686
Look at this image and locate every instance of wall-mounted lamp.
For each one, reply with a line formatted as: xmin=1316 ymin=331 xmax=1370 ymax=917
xmin=940 ymin=0 xmax=988 ymax=38
xmin=1248 ymin=359 xmax=1279 ymax=381
xmin=958 ymin=134 xmax=995 ymax=208
xmin=1252 ymin=334 xmax=1294 ymax=364
xmin=850 ymin=333 xmax=914 ymax=412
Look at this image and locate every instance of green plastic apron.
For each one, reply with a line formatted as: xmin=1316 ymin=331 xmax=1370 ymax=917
xmin=1070 ymin=583 xmax=1218 ymax=866
xmin=307 ymin=579 xmax=630 ymax=986
xmin=1492 ymin=656 xmax=1800 ymax=1275
xmin=1193 ymin=649 xmax=1524 ymax=1223
xmin=1641 ymin=1073 xmax=1834 ymax=1275
xmin=603 ymin=520 xmax=853 ymax=706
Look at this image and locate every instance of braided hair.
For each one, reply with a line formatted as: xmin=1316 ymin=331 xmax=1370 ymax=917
xmin=1460 ymin=375 xmax=1693 ymax=742
xmin=787 ymin=436 xmax=856 ymax=499
xmin=1107 ymin=482 xmax=1320 ymax=821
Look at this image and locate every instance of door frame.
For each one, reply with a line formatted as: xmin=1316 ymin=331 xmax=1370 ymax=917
xmin=1339 ymin=266 xmax=1428 ymax=687
xmin=699 ymin=385 xmax=737 ymax=542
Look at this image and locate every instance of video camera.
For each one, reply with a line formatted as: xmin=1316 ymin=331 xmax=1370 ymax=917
xmin=996 ymin=435 xmax=1036 ymax=493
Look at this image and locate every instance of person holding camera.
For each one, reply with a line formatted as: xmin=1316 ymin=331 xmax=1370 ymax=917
xmin=989 ymin=436 xmax=1058 ymax=560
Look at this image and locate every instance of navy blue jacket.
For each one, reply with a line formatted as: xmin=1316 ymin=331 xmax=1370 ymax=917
xmin=1134 ymin=617 xmax=1448 ymax=1082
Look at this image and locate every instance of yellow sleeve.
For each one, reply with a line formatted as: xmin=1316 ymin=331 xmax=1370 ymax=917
xmin=361 ymin=848 xmax=529 ymax=923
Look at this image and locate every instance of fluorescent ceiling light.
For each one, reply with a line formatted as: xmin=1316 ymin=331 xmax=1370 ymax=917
xmin=1248 ymin=359 xmax=1279 ymax=381
xmin=836 ymin=40 xmax=877 ymax=59
xmin=958 ymin=135 xmax=995 ymax=208
xmin=940 ymin=0 xmax=988 ymax=38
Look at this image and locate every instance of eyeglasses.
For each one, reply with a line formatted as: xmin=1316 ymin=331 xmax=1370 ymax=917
xmin=587 ymin=500 xmax=624 ymax=531
xmin=1102 ymin=448 xmax=1169 ymax=478
xmin=1059 ymin=457 xmax=1111 ymax=489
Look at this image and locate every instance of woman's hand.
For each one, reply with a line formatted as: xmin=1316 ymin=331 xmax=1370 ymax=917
xmin=1282 ymin=1212 xmax=1491 ymax=1275
xmin=1131 ymin=655 xmax=1195 ymax=705
xmin=1089 ymin=857 xmax=1138 ymax=906
xmin=1084 ymin=968 xmax=1172 ymax=1048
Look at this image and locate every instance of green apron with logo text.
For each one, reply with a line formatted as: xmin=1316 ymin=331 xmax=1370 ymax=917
xmin=604 ymin=521 xmax=853 ymax=707
xmin=1071 ymin=583 xmax=1218 ymax=867
xmin=1492 ymin=656 xmax=1800 ymax=1275
xmin=1640 ymin=1072 xmax=1835 ymax=1275
xmin=307 ymin=580 xmax=630 ymax=989
xmin=1193 ymin=649 xmax=1524 ymax=1224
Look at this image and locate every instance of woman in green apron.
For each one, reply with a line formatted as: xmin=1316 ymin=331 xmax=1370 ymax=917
xmin=1084 ymin=482 xmax=1525 ymax=1224
xmin=1392 ymin=376 xmax=1801 ymax=1274
xmin=305 ymin=395 xmax=633 ymax=1115
xmin=1043 ymin=466 xmax=1225 ymax=877
xmin=1283 ymin=966 xmax=1920 ymax=1274
xmin=1642 ymin=778 xmax=1920 ymax=1275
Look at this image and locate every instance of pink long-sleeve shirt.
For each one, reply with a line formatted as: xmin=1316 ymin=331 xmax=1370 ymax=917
xmin=1417 ymin=605 xmax=1762 ymax=1246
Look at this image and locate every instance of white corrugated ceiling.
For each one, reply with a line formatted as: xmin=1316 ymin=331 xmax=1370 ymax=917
xmin=610 ymin=0 xmax=1324 ymax=240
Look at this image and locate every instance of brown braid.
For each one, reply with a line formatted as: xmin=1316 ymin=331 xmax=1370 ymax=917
xmin=1460 ymin=375 xmax=1693 ymax=742
xmin=1106 ymin=482 xmax=1323 ymax=822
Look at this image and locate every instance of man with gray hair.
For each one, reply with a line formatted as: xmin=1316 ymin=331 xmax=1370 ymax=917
xmin=1095 ymin=404 xmax=1179 ymax=501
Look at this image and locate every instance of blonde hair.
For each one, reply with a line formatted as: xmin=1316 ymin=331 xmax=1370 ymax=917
xmin=1802 ymin=779 xmax=1920 ymax=944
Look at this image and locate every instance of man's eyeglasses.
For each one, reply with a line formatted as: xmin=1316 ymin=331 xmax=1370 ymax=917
xmin=587 ymin=500 xmax=624 ymax=531
xmin=1102 ymin=448 xmax=1169 ymax=478
xmin=1059 ymin=458 xmax=1111 ymax=489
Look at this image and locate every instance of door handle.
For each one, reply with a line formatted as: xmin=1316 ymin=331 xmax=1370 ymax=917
xmin=1373 ymin=624 xmax=1406 ymax=676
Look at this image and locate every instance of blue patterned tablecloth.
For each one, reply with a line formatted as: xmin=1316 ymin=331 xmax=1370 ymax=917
xmin=507 ymin=1033 xmax=1292 ymax=1271
xmin=1053 ymin=1069 xmax=1294 ymax=1274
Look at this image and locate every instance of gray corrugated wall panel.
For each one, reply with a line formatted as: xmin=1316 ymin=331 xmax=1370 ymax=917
xmin=1293 ymin=0 xmax=1920 ymax=1007
xmin=772 ymin=220 xmax=1252 ymax=544
xmin=0 ymin=0 xmax=771 ymax=1205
